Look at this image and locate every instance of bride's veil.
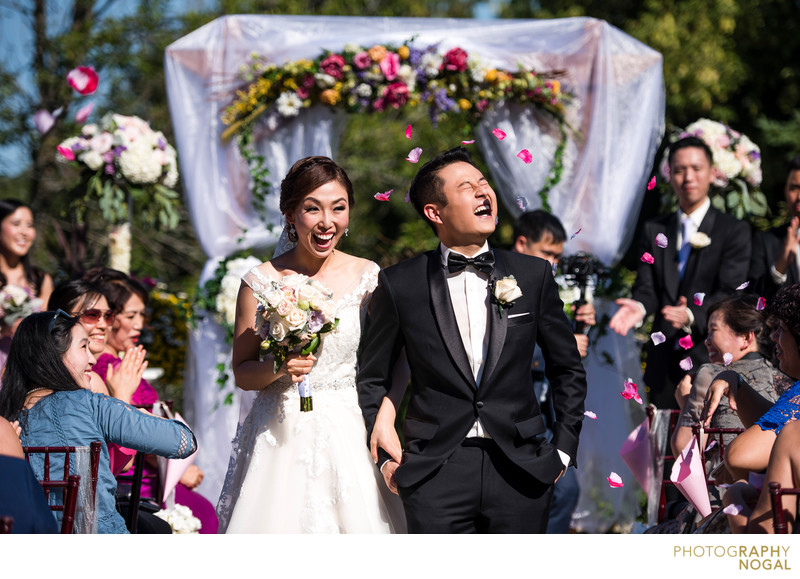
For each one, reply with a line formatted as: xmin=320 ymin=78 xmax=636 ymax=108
xmin=271 ymin=224 xmax=296 ymax=259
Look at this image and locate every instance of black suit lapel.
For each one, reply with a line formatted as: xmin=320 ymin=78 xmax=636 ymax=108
xmin=662 ymin=214 xmax=681 ymax=303
xmin=680 ymin=207 xmax=717 ymax=295
xmin=427 ymin=251 xmax=478 ymax=390
xmin=480 ymin=250 xmax=508 ymax=387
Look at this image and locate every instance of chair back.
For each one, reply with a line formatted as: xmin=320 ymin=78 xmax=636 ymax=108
xmin=647 ymin=407 xmax=681 ymax=523
xmin=23 ymin=442 xmax=102 ymax=534
xmin=768 ymin=482 xmax=800 ymax=534
xmin=0 ymin=516 xmax=13 ymax=534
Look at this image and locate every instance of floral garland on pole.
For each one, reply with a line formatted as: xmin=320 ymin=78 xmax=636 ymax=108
xmin=221 ymin=41 xmax=573 ymax=211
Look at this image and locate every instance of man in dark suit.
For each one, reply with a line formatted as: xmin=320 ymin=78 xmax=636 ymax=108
xmin=357 ymin=147 xmax=587 ymax=533
xmin=749 ymin=155 xmax=800 ymax=299
xmin=609 ymin=136 xmax=751 ymax=409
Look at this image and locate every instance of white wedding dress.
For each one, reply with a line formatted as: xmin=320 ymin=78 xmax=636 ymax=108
xmin=216 ymin=261 xmax=406 ymax=533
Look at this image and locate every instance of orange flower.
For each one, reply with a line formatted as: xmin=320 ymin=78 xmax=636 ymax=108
xmin=485 ymin=69 xmax=498 ymax=83
xmin=458 ymin=99 xmax=472 ymax=111
xmin=368 ymin=45 xmax=387 ymax=62
xmin=320 ymin=88 xmax=341 ymax=105
xmin=398 ymin=45 xmax=410 ymax=60
xmin=551 ymin=80 xmax=561 ymax=95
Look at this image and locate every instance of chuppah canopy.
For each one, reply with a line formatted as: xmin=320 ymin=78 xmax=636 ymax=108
xmin=165 ymin=15 xmax=663 ymax=531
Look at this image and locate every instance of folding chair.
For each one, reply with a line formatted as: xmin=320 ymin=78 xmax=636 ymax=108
xmin=768 ymin=482 xmax=800 ymax=534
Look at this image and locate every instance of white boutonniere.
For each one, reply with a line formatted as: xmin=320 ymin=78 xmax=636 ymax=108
xmin=689 ymin=232 xmax=711 ymax=249
xmin=492 ymin=275 xmax=523 ymax=314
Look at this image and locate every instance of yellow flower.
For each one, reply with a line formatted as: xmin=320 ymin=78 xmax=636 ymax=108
xmin=284 ymin=78 xmax=299 ymax=91
xmin=398 ymin=45 xmax=410 ymax=60
xmin=551 ymin=80 xmax=561 ymax=95
xmin=485 ymin=69 xmax=498 ymax=83
xmin=320 ymin=88 xmax=341 ymax=105
xmin=368 ymin=45 xmax=387 ymax=62
xmin=458 ymin=99 xmax=472 ymax=111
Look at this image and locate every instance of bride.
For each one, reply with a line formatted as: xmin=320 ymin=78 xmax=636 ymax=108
xmin=216 ymin=156 xmax=405 ymax=533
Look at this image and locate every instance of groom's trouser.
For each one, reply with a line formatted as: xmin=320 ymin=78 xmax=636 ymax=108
xmin=398 ymin=439 xmax=554 ymax=533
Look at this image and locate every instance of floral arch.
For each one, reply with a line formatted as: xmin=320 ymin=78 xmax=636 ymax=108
xmin=165 ymin=14 xmax=664 ymax=532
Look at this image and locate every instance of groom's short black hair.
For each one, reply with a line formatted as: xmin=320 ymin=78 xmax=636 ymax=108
xmin=408 ymin=146 xmax=477 ymax=235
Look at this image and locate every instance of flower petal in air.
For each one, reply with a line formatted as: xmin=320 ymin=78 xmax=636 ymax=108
xmin=678 ymin=335 xmax=693 ymax=350
xmin=405 ymin=124 xmax=412 ymax=139
xmin=679 ymin=357 xmax=693 ymax=371
xmin=647 ymin=176 xmax=657 ymax=190
xmin=57 ymin=145 xmax=75 ymax=161
xmin=723 ymin=352 xmax=733 ymax=366
xmin=621 ymin=379 xmax=642 ymax=404
xmin=33 ymin=110 xmax=55 ymax=134
xmin=584 ymin=410 xmax=597 ymax=419
xmin=694 ymin=292 xmax=705 ymax=306
xmin=374 ymin=190 xmax=393 ymax=202
xmin=404 ymin=190 xmax=410 ymax=203
xmin=491 ymin=128 xmax=506 ymax=140
xmin=705 ymin=440 xmax=717 ymax=452
xmin=641 ymin=252 xmax=654 ymax=264
xmin=67 ymin=66 xmax=99 ymax=95
xmin=736 ymin=281 xmax=750 ymax=290
xmin=607 ymin=472 xmax=624 ymax=488
xmin=570 ymin=228 xmax=581 ymax=240
xmin=461 ymin=139 xmax=475 ymax=145
xmin=517 ymin=149 xmax=533 ymax=164
xmin=406 ymin=147 xmax=422 ymax=163
xmin=722 ymin=504 xmax=743 ymax=516
xmin=515 ymin=196 xmax=528 ymax=211
xmin=756 ymin=297 xmax=766 ymax=311
xmin=651 ymin=331 xmax=666 ymax=345
xmin=655 ymin=233 xmax=668 ymax=248
xmin=75 ymin=102 xmax=94 ymax=123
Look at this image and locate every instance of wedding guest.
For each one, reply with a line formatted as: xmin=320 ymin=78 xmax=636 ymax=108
xmin=0 ymin=311 xmax=196 ymax=533
xmin=0 ymin=285 xmax=43 ymax=378
xmin=84 ymin=268 xmax=219 ymax=534
xmin=512 ymin=209 xmax=596 ymax=533
xmin=609 ymin=136 xmax=751 ymax=409
xmin=0 ymin=199 xmax=53 ymax=305
xmin=749 ymin=155 xmax=800 ymax=299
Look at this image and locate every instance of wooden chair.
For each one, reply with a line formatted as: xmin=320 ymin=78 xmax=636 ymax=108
xmin=0 ymin=516 xmax=13 ymax=533
xmin=691 ymin=424 xmax=745 ymax=486
xmin=23 ymin=442 xmax=102 ymax=534
xmin=768 ymin=482 xmax=800 ymax=534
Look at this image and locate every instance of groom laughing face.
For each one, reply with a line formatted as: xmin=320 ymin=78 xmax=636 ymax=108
xmin=421 ymin=161 xmax=497 ymax=254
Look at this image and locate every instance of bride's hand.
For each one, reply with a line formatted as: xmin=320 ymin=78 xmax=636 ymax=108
xmin=282 ymin=353 xmax=316 ymax=383
xmin=371 ymin=397 xmax=402 ymax=464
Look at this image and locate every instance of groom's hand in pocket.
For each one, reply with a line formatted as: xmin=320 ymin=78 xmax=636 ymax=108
xmin=381 ymin=460 xmax=400 ymax=495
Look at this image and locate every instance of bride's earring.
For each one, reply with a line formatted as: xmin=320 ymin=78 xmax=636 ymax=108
xmin=345 ymin=227 xmax=349 ymax=237
xmin=287 ymin=223 xmax=297 ymax=242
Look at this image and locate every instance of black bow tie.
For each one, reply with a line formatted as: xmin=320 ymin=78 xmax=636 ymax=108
xmin=447 ymin=252 xmax=495 ymax=275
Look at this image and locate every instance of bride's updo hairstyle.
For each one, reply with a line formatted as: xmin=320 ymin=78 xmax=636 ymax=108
xmin=279 ymin=156 xmax=356 ymax=215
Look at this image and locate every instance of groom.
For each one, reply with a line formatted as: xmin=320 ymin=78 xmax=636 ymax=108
xmin=357 ymin=147 xmax=587 ymax=533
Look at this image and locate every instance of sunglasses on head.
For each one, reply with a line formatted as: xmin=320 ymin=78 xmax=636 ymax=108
xmin=76 ymin=309 xmax=116 ymax=325
xmin=49 ymin=309 xmax=75 ymax=333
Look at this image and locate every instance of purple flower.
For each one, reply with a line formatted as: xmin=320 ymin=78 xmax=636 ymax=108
xmin=104 ymin=164 xmax=115 ymax=175
xmin=308 ymin=310 xmax=324 ymax=333
xmin=157 ymin=137 xmax=166 ymax=150
xmin=258 ymin=322 xmax=270 ymax=340
xmin=113 ymin=145 xmax=127 ymax=156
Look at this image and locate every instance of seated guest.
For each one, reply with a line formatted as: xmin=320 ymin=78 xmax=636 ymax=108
xmin=84 ymin=268 xmax=219 ymax=534
xmin=749 ymin=155 xmax=800 ymax=299
xmin=0 ymin=415 xmax=58 ymax=533
xmin=0 ymin=311 xmax=196 ymax=533
xmin=671 ymin=294 xmax=789 ymax=461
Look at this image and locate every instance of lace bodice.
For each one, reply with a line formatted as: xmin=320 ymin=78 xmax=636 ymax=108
xmin=242 ymin=261 xmax=380 ymax=396
xmin=756 ymin=380 xmax=800 ymax=434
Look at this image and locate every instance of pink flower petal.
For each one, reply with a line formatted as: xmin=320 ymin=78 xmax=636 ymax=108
xmin=620 ymin=379 xmax=642 ymax=404
xmin=515 ymin=196 xmax=528 ymax=211
xmin=678 ymin=335 xmax=693 ymax=350
xmin=723 ymin=352 xmax=733 ymax=366
xmin=655 ymin=233 xmax=668 ymax=248
xmin=491 ymin=128 xmax=506 ymax=140
xmin=736 ymin=281 xmax=750 ymax=290
xmin=756 ymin=297 xmax=766 ymax=311
xmin=517 ymin=149 xmax=533 ymax=164
xmin=641 ymin=252 xmax=654 ymax=264
xmin=694 ymin=292 xmax=705 ymax=306
xmin=647 ymin=176 xmax=657 ymax=190
xmin=75 ymin=101 xmax=94 ymax=123
xmin=584 ymin=410 xmax=597 ymax=419
xmin=723 ymin=504 xmax=743 ymax=516
xmin=461 ymin=139 xmax=475 ymax=145
xmin=570 ymin=228 xmax=581 ymax=240
xmin=33 ymin=110 xmax=55 ymax=134
xmin=607 ymin=472 xmax=624 ymax=488
xmin=404 ymin=190 xmax=411 ymax=203
xmin=67 ymin=65 xmax=99 ymax=95
xmin=405 ymin=124 xmax=412 ymax=139
xmin=679 ymin=357 xmax=693 ymax=371
xmin=705 ymin=440 xmax=717 ymax=452
xmin=651 ymin=331 xmax=666 ymax=345
xmin=57 ymin=145 xmax=75 ymax=161
xmin=374 ymin=190 xmax=393 ymax=202
xmin=406 ymin=147 xmax=422 ymax=163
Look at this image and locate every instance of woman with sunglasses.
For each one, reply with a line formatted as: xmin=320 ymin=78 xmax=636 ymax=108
xmin=0 ymin=310 xmax=196 ymax=533
xmin=84 ymin=268 xmax=219 ymax=534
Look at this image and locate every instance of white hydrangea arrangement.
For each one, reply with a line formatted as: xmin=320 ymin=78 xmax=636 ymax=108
xmin=154 ymin=504 xmax=201 ymax=534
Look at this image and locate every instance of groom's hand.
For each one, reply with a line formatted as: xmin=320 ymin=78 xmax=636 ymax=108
xmin=381 ymin=460 xmax=400 ymax=495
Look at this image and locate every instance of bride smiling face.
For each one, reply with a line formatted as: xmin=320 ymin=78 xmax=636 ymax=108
xmin=286 ymin=180 xmax=350 ymax=259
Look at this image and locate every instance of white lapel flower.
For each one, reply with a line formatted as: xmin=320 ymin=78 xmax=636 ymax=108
xmin=493 ymin=275 xmax=523 ymax=314
xmin=689 ymin=232 xmax=711 ymax=249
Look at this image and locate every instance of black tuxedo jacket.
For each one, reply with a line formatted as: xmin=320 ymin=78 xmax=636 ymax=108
xmin=749 ymin=223 xmax=799 ymax=299
xmin=632 ymin=206 xmax=751 ymax=406
xmin=357 ymin=248 xmax=587 ymax=488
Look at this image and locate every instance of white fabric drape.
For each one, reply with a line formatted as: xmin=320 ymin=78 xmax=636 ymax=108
xmin=165 ymin=15 xmax=664 ymax=528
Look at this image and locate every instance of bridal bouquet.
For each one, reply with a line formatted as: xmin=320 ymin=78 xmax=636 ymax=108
xmin=253 ymin=274 xmax=339 ymax=411
xmin=0 ymin=285 xmax=42 ymax=330
xmin=154 ymin=504 xmax=201 ymax=534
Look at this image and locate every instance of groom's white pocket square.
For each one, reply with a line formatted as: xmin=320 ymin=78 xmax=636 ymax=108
xmin=508 ymin=313 xmax=530 ymax=319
